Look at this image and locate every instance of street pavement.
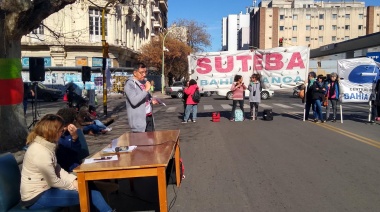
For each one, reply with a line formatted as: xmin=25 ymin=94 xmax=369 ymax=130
xmin=15 ymin=90 xmax=380 ymax=211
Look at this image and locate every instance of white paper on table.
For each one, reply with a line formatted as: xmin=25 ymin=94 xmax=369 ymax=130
xmin=102 ymin=145 xmax=137 ymax=153
xmin=83 ymin=155 xmax=118 ymax=164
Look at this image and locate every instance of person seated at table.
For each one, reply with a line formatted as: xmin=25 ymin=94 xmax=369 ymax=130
xmin=20 ymin=114 xmax=113 ymax=211
xmin=56 ymin=108 xmax=89 ymax=172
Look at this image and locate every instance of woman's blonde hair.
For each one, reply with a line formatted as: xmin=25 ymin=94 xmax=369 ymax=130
xmin=26 ymin=114 xmax=64 ymax=145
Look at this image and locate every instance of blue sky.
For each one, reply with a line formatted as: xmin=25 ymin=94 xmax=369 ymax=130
xmin=168 ymin=0 xmax=380 ymax=52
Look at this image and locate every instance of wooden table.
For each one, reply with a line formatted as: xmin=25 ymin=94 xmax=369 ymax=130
xmin=74 ymin=130 xmax=181 ymax=212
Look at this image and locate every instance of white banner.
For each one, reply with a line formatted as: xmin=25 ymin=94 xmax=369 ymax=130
xmin=188 ymin=46 xmax=310 ymax=91
xmin=337 ymin=58 xmax=379 ymax=103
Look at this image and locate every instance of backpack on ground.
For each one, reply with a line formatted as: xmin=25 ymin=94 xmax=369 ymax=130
xmin=192 ymin=89 xmax=201 ymax=103
xmin=234 ymin=109 xmax=244 ymax=121
xmin=263 ymin=109 xmax=273 ymax=121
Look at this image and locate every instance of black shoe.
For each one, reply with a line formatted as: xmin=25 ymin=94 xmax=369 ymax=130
xmin=313 ymin=119 xmax=318 ymax=123
xmin=331 ymin=119 xmax=336 ymax=123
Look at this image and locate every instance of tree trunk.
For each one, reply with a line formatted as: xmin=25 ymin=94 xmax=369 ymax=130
xmin=0 ymin=13 xmax=27 ymax=152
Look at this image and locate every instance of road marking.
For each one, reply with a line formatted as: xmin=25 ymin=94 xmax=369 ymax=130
xmin=221 ymin=104 xmax=232 ymax=110
xmin=243 ymin=104 xmax=250 ymax=109
xmin=166 ymin=107 xmax=177 ymax=112
xmin=273 ymin=103 xmax=292 ymax=109
xmin=291 ymin=103 xmax=304 ymax=108
xmin=204 ymin=105 xmax=214 ymax=110
xmin=317 ymin=123 xmax=380 ymax=149
xmin=284 ymin=112 xmax=380 ymax=149
xmin=259 ymin=104 xmax=272 ymax=108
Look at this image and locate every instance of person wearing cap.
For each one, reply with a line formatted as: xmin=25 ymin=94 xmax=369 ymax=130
xmin=325 ymin=72 xmax=340 ymax=122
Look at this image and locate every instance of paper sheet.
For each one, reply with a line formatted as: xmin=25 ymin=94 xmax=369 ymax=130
xmin=83 ymin=155 xmax=118 ymax=164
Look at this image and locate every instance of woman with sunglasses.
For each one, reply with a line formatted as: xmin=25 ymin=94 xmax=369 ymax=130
xmin=20 ymin=114 xmax=113 ymax=211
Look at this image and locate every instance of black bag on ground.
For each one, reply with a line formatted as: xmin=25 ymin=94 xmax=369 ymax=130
xmin=192 ymin=89 xmax=201 ymax=103
xmin=263 ymin=109 xmax=273 ymax=121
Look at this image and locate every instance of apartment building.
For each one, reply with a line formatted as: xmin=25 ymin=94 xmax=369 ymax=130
xmin=21 ymin=0 xmax=168 ymax=68
xmin=222 ymin=11 xmax=251 ymax=52
xmin=250 ymin=0 xmax=380 ymax=49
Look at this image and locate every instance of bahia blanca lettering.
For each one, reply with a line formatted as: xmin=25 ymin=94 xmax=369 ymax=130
xmin=344 ymin=93 xmax=369 ymax=100
xmin=200 ymin=76 xmax=303 ymax=86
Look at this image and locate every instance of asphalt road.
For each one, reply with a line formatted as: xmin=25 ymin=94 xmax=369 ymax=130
xmin=25 ymin=90 xmax=380 ymax=211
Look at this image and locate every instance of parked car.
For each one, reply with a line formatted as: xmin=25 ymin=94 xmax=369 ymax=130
xmin=24 ymin=82 xmax=63 ymax=102
xmin=218 ymin=88 xmax=274 ymax=100
xmin=165 ymin=81 xmax=213 ymax=98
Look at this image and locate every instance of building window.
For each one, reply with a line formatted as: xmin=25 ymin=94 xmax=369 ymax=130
xmin=345 ymin=25 xmax=350 ymax=30
xmin=89 ymin=8 xmax=107 ymax=37
xmin=293 ymin=14 xmax=298 ymax=20
xmin=306 ymin=14 xmax=311 ymax=20
xmin=32 ymin=24 xmax=44 ymax=34
xmin=332 ymin=14 xmax=337 ymax=19
xmin=306 ymin=25 xmax=311 ymax=30
xmin=319 ymin=36 xmax=323 ymax=42
xmin=319 ymin=25 xmax=324 ymax=30
xmin=345 ymin=14 xmax=350 ymax=19
xmin=359 ymin=14 xmax=363 ymax=19
xmin=279 ymin=26 xmax=284 ymax=31
xmin=280 ymin=15 xmax=284 ymax=20
xmin=319 ymin=14 xmax=324 ymax=19
xmin=332 ymin=25 xmax=337 ymax=30
xmin=306 ymin=37 xmax=310 ymax=41
xmin=292 ymin=37 xmax=297 ymax=42
xmin=344 ymin=36 xmax=349 ymax=40
xmin=332 ymin=36 xmax=336 ymax=42
xmin=292 ymin=26 xmax=297 ymax=31
xmin=358 ymin=25 xmax=363 ymax=30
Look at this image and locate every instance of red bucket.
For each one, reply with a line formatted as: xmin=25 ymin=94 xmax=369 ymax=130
xmin=212 ymin=112 xmax=220 ymax=122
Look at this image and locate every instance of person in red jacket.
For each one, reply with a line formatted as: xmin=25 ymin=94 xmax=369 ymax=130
xmin=182 ymin=79 xmax=199 ymax=123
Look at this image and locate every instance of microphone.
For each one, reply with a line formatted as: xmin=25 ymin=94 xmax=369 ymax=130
xmin=115 ymin=146 xmax=129 ymax=152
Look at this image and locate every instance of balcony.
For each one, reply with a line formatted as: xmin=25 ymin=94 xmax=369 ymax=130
xmin=153 ymin=21 xmax=161 ymax=28
xmin=159 ymin=0 xmax=168 ymax=12
xmin=153 ymin=6 xmax=161 ymax=13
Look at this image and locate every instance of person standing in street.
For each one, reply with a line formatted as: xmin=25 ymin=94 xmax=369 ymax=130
xmin=230 ymin=75 xmax=247 ymax=121
xmin=248 ymin=74 xmax=261 ymax=120
xmin=124 ymin=63 xmax=157 ymax=132
xmin=182 ymin=79 xmax=199 ymax=123
xmin=304 ymin=72 xmax=316 ymax=121
xmin=325 ymin=72 xmax=340 ymax=122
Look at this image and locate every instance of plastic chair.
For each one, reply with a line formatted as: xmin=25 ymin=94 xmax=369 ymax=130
xmin=0 ymin=152 xmax=61 ymax=212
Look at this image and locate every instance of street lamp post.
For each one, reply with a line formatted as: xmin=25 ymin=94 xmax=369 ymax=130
xmin=161 ymin=28 xmax=176 ymax=94
xmin=101 ymin=5 xmax=111 ymax=116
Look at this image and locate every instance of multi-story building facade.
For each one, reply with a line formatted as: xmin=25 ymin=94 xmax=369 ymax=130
xmin=21 ymin=0 xmax=168 ymax=68
xmin=222 ymin=11 xmax=251 ymax=52
xmin=249 ymin=0 xmax=380 ymax=49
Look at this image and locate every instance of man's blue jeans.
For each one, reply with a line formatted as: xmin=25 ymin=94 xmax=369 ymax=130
xmin=184 ymin=104 xmax=198 ymax=121
xmin=314 ymin=99 xmax=323 ymax=121
xmin=94 ymin=119 xmax=107 ymax=130
xmin=28 ymin=187 xmax=112 ymax=212
xmin=83 ymin=124 xmax=101 ymax=134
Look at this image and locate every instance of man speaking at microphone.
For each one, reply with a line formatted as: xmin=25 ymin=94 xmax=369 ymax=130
xmin=124 ymin=62 xmax=157 ymax=132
